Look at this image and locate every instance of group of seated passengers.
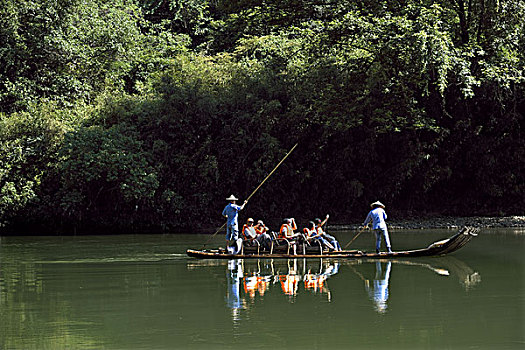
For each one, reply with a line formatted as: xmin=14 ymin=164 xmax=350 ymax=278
xmin=243 ymin=215 xmax=342 ymax=252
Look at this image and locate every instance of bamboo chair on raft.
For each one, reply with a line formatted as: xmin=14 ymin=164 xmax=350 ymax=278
xmin=267 ymin=232 xmax=326 ymax=256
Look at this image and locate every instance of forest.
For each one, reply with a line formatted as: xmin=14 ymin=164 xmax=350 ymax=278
xmin=0 ymin=0 xmax=523 ymax=234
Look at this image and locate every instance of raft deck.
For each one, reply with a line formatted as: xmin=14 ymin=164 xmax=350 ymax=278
xmin=187 ymin=226 xmax=479 ymax=259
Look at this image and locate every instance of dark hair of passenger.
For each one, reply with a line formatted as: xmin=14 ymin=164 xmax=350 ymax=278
xmin=308 ymin=221 xmax=315 ymax=229
xmin=314 ymin=218 xmax=321 ymax=224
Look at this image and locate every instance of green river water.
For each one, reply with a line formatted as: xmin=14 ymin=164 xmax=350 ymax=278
xmin=1 ymin=228 xmax=523 ymax=349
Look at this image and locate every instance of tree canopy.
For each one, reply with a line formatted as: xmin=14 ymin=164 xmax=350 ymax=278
xmin=1 ymin=0 xmax=523 ymax=233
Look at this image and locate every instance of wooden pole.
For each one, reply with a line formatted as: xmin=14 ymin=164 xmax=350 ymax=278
xmin=202 ymin=143 xmax=299 ymax=248
xmin=343 ymin=226 xmax=367 ymax=250
xmin=245 ymin=143 xmax=298 ymax=202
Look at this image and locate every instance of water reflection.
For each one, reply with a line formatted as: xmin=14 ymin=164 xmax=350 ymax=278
xmin=349 ymin=261 xmax=393 ymax=313
xmin=226 ymin=260 xmax=245 ymax=321
xmin=347 ymin=257 xmax=482 ymax=314
xmin=190 ymin=256 xmax=482 ymax=318
xmin=222 ymin=258 xmax=339 ymax=314
xmin=303 ymin=260 xmax=338 ymax=301
xmin=4 ymin=233 xmax=522 ymax=349
xmin=365 ymin=261 xmax=391 ymax=314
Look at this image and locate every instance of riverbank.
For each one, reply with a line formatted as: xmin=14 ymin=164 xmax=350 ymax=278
xmin=329 ymin=216 xmax=525 ymax=231
xmin=1 ymin=215 xmax=524 ymax=236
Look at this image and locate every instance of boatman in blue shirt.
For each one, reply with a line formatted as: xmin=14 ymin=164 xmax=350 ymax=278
xmin=363 ymin=201 xmax=393 ymax=254
xmin=222 ymin=194 xmax=247 ymax=252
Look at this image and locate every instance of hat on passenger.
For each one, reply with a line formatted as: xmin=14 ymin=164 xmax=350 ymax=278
xmin=370 ymin=201 xmax=385 ymax=208
xmin=226 ymin=194 xmax=239 ymax=201
xmin=247 ymin=218 xmax=254 ymax=223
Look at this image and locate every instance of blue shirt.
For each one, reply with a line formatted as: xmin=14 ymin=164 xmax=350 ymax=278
xmin=364 ymin=207 xmax=388 ymax=229
xmin=222 ymin=203 xmax=242 ymax=226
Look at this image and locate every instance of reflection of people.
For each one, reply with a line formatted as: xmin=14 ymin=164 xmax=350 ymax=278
xmin=303 ymin=261 xmax=338 ymax=301
xmin=222 ymin=195 xmax=247 ymax=253
xmin=279 ymin=259 xmax=300 ymax=297
xmin=257 ymin=275 xmax=271 ymax=296
xmin=241 ymin=262 xmax=273 ymax=300
xmin=222 ymin=259 xmax=341 ymax=310
xmin=304 ymin=271 xmax=327 ymax=292
xmin=365 ymin=261 xmax=392 ymax=314
xmin=322 ymin=260 xmax=339 ymax=277
xmin=363 ymin=201 xmax=392 ymax=253
xmin=280 ymin=274 xmax=300 ymax=296
xmin=226 ymin=260 xmax=245 ymax=313
xmin=243 ymin=272 xmax=259 ymax=299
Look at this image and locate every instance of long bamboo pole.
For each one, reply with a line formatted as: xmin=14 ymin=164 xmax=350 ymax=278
xmin=202 ymin=143 xmax=299 ymax=248
xmin=343 ymin=226 xmax=367 ymax=250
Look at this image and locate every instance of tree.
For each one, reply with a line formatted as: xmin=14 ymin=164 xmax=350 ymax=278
xmin=54 ymin=123 xmax=159 ymax=229
xmin=0 ymin=103 xmax=74 ymax=227
xmin=0 ymin=0 xmax=143 ymax=113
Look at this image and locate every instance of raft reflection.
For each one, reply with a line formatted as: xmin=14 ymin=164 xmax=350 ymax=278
xmin=225 ymin=258 xmax=338 ymax=315
xmin=187 ymin=256 xmax=481 ymax=317
xmin=346 ymin=257 xmax=482 ymax=314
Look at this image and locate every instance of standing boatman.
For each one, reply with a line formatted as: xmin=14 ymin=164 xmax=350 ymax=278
xmin=363 ymin=201 xmax=392 ymax=254
xmin=222 ymin=195 xmax=247 ymax=252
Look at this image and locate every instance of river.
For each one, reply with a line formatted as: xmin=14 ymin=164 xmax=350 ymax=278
xmin=1 ymin=228 xmax=523 ymax=349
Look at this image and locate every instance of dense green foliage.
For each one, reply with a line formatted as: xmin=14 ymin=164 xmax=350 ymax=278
xmin=1 ymin=0 xmax=523 ymax=233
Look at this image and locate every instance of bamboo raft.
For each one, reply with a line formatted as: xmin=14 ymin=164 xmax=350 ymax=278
xmin=187 ymin=226 xmax=479 ymax=259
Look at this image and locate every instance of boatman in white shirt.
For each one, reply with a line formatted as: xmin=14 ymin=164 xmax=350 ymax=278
xmin=363 ymin=201 xmax=392 ymax=254
xmin=222 ymin=194 xmax=247 ymax=253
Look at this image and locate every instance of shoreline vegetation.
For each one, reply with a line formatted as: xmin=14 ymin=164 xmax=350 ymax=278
xmin=330 ymin=216 xmax=525 ymax=231
xmin=0 ymin=216 xmax=523 ymax=236
xmin=1 ymin=1 xmax=523 ymax=235
xmin=0 ymin=215 xmax=525 ymax=237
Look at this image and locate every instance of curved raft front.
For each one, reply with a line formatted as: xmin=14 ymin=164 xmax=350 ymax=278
xmin=186 ymin=226 xmax=479 ymax=260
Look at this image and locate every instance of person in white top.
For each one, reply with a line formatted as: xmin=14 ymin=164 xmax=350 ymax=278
xmin=363 ymin=201 xmax=392 ymax=253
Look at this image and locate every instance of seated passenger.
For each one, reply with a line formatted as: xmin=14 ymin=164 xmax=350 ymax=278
xmin=254 ymin=220 xmax=269 ymax=235
xmin=254 ymin=220 xmax=272 ymax=250
xmin=304 ymin=221 xmax=334 ymax=250
xmin=242 ymin=218 xmax=257 ymax=242
xmin=279 ymin=218 xmax=300 ymax=240
xmin=303 ymin=221 xmax=316 ymax=237
xmin=315 ymin=216 xmax=342 ymax=251
xmin=278 ymin=218 xmax=301 ymax=255
xmin=243 ymin=218 xmax=272 ymax=251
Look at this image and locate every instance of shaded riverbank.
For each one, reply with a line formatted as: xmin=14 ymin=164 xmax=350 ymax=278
xmin=1 ymin=216 xmax=524 ymax=236
xmin=330 ymin=216 xmax=525 ymax=231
